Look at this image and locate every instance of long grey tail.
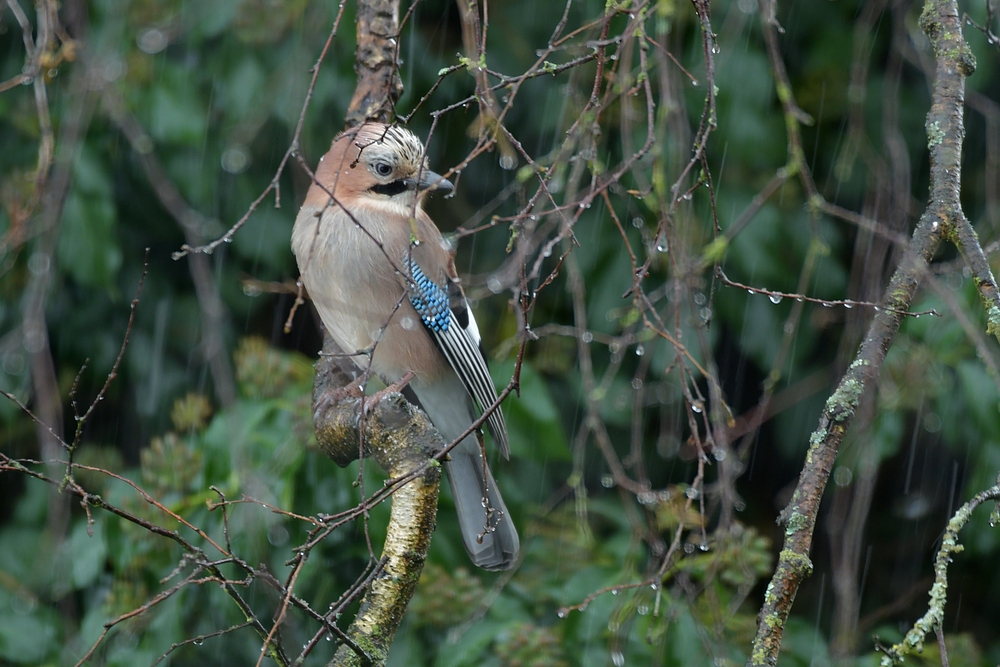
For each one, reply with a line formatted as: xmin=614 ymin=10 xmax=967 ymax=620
xmin=445 ymin=437 xmax=519 ymax=571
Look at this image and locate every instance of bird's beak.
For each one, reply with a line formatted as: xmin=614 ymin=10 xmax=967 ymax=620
xmin=409 ymin=170 xmax=454 ymax=194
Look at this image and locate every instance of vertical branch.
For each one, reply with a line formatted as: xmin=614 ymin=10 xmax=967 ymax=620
xmin=312 ymin=354 xmax=443 ymax=667
xmin=21 ymin=67 xmax=97 ymax=540
xmin=307 ymin=1 xmax=448 ymax=665
xmin=345 ymin=0 xmax=403 ymax=127
xmin=747 ymin=0 xmax=974 ymax=664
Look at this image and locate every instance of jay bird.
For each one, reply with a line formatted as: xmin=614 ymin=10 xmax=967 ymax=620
xmin=291 ymin=123 xmax=519 ymax=570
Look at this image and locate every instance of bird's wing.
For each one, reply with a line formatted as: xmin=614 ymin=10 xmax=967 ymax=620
xmin=406 ymin=258 xmax=510 ymax=458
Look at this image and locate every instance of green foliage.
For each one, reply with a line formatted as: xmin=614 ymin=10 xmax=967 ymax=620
xmin=3 ymin=0 xmax=1000 ymax=664
xmin=57 ymin=150 xmax=122 ymax=289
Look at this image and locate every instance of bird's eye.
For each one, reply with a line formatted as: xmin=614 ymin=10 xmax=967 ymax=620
xmin=374 ymin=162 xmax=393 ymax=177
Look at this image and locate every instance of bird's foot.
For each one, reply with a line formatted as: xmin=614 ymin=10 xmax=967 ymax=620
xmin=313 ymin=378 xmax=366 ymax=419
xmin=361 ymin=371 xmax=416 ymax=415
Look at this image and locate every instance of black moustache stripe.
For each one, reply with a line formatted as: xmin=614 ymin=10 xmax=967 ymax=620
xmin=370 ymin=180 xmax=409 ymax=196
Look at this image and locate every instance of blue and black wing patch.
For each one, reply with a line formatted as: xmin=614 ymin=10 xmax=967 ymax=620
xmin=409 ymin=261 xmax=450 ymax=332
xmin=407 ymin=259 xmax=510 ymax=458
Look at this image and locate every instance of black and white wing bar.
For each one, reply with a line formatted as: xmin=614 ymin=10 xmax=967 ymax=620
xmin=429 ymin=313 xmax=510 ymax=459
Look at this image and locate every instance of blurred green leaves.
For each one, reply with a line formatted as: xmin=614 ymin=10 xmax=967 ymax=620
xmin=58 ymin=149 xmax=122 ymax=289
xmin=2 ymin=0 xmax=1000 ymax=664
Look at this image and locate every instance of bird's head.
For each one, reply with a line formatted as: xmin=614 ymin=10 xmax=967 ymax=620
xmin=315 ymin=123 xmax=453 ymax=213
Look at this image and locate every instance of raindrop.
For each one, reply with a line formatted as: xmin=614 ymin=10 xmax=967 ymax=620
xmin=712 ymin=448 xmax=726 ymax=461
xmin=821 ymin=302 xmax=833 ymax=308
xmin=557 ymin=609 xmax=568 ymax=618
xmin=795 ymin=297 xmax=804 ymax=302
xmin=499 ymin=154 xmax=517 ymax=170
xmin=601 ymin=474 xmax=615 ymax=488
xmin=2 ymin=352 xmax=26 ymax=376
xmin=635 ymin=345 xmax=644 ymax=356
xmin=608 ymin=620 xmax=620 ymax=632
xmin=637 ymin=491 xmax=656 ymax=505
xmin=400 ymin=316 xmax=415 ymax=330
xmin=267 ymin=524 xmax=289 ymax=546
xmin=101 ymin=57 xmax=126 ymax=82
xmin=194 ymin=639 xmax=204 ymax=647
xmin=487 ymin=277 xmax=503 ymax=294
xmin=137 ymin=28 xmax=168 ymax=54
xmin=769 ymin=294 xmax=783 ymax=304
xmin=844 ymin=302 xmax=853 ymax=309
xmin=631 ymin=378 xmax=642 ymax=389
xmin=924 ymin=412 xmax=942 ymax=433
xmin=683 ymin=542 xmax=695 ymax=553
xmin=691 ymin=402 xmax=703 ymax=414
xmin=222 ymin=146 xmax=250 ymax=174
xmin=655 ymin=234 xmax=669 ymax=253
xmin=632 ymin=217 xmax=644 ymax=229
xmin=609 ymin=341 xmax=621 ymax=353
xmin=611 ymin=649 xmax=625 ymax=665
xmin=699 ymin=542 xmax=710 ymax=552
xmin=581 ymin=331 xmax=594 ymax=343
xmin=834 ymin=466 xmax=853 ymax=487
xmin=23 ymin=328 xmax=45 ymax=353
xmin=27 ymin=253 xmax=50 ymax=275
xmin=747 ymin=289 xmax=755 ymax=295
xmin=326 ymin=635 xmax=333 ymax=642
xmin=650 ymin=582 xmax=658 ymax=590
xmin=611 ymin=589 xmax=620 ymax=596
xmin=734 ymin=500 xmax=746 ymax=511
xmin=693 ymin=292 xmax=706 ymax=305
xmin=685 ymin=486 xmax=700 ymax=499
xmin=699 ymin=307 xmax=712 ymax=322
xmin=637 ymin=604 xmax=650 ymax=615
xmin=543 ymin=246 xmax=553 ymax=257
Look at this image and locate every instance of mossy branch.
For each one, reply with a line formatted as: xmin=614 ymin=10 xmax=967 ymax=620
xmin=878 ymin=478 xmax=1000 ymax=665
xmin=314 ymin=341 xmax=444 ymax=667
xmin=306 ymin=0 xmax=445 ymax=664
xmin=747 ymin=0 xmax=978 ymax=664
